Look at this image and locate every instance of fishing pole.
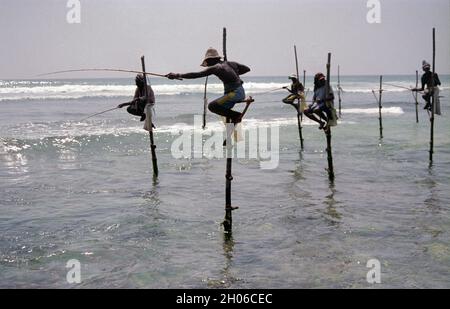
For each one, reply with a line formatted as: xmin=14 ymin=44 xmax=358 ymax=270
xmin=383 ymin=82 xmax=444 ymax=98
xmin=383 ymin=82 xmax=415 ymax=91
xmin=36 ymin=68 xmax=181 ymax=79
xmin=79 ymin=101 xmax=131 ymax=122
xmin=256 ymin=87 xmax=285 ymax=95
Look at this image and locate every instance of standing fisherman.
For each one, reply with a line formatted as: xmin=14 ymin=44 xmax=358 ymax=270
xmin=166 ymin=48 xmax=251 ymax=124
xmin=282 ymin=74 xmax=305 ymax=108
xmin=120 ymin=74 xmax=156 ymax=129
xmin=412 ymin=60 xmax=441 ymax=111
xmin=304 ymin=73 xmax=336 ymax=130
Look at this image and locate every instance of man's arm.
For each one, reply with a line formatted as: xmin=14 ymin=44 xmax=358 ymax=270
xmin=133 ymin=88 xmax=140 ymax=100
xmin=227 ymin=61 xmax=250 ymax=75
xmin=327 ymin=88 xmax=335 ymax=101
xmin=133 ymin=86 xmax=155 ymax=104
xmin=435 ymin=73 xmax=441 ymax=86
xmin=235 ymin=63 xmax=251 ymax=75
xmin=420 ymin=75 xmax=426 ymax=91
xmin=167 ymin=66 xmax=216 ymax=80
xmin=413 ymin=75 xmax=426 ymax=92
xmin=147 ymin=86 xmax=155 ymax=104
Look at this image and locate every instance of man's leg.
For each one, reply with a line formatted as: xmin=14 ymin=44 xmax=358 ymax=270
xmin=423 ymin=93 xmax=432 ymax=110
xmin=314 ymin=110 xmax=328 ymax=130
xmin=283 ymin=95 xmax=299 ymax=109
xmin=282 ymin=94 xmax=295 ymax=104
xmin=208 ymin=100 xmax=242 ymax=121
xmin=304 ymin=108 xmax=326 ymax=129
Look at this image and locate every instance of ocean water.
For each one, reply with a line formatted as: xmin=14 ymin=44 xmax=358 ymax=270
xmin=1 ymin=75 xmax=449 ymax=288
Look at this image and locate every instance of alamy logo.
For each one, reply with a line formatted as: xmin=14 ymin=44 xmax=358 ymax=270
xmin=171 ymin=116 xmax=280 ymax=170
xmin=66 ymin=0 xmax=81 ymax=24
xmin=366 ymin=259 xmax=381 ymax=284
xmin=366 ymin=0 xmax=381 ymax=24
xmin=66 ymin=259 xmax=81 ymax=284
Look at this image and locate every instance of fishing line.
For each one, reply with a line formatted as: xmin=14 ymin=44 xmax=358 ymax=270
xmin=78 ymin=100 xmax=133 ymax=122
xmin=36 ymin=68 xmax=180 ymax=79
xmin=254 ymin=87 xmax=285 ymax=96
xmin=79 ymin=106 xmax=121 ymax=122
xmin=383 ymin=82 xmax=415 ymax=91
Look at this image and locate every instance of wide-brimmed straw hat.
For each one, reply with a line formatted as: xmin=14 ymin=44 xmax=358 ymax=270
xmin=201 ymin=48 xmax=222 ymax=67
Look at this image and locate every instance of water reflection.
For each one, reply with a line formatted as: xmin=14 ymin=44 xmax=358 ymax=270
xmin=323 ymin=181 xmax=342 ymax=226
xmin=219 ymin=232 xmax=238 ymax=288
xmin=424 ymin=166 xmax=440 ymax=213
xmin=57 ymin=148 xmax=80 ymax=170
xmin=142 ymin=186 xmax=162 ymax=208
xmin=207 ymin=232 xmax=239 ymax=288
xmin=0 ymin=139 xmax=30 ymax=180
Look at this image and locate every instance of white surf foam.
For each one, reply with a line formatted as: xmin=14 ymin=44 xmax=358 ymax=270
xmin=2 ymin=80 xmax=446 ymax=102
xmin=343 ymin=107 xmax=404 ymax=115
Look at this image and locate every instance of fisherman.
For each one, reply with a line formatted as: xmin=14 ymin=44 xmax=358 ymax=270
xmin=303 ymin=73 xmax=335 ymax=130
xmin=282 ymin=74 xmax=305 ymax=108
xmin=412 ymin=60 xmax=441 ymax=111
xmin=166 ymin=48 xmax=251 ymax=124
xmin=119 ymin=74 xmax=155 ymax=125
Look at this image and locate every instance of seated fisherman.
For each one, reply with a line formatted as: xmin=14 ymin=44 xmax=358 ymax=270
xmin=303 ymin=73 xmax=335 ymax=130
xmin=282 ymin=74 xmax=305 ymax=108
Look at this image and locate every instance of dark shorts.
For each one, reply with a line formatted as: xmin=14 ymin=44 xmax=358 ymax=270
xmin=283 ymin=94 xmax=299 ymax=104
xmin=213 ymin=85 xmax=246 ymax=109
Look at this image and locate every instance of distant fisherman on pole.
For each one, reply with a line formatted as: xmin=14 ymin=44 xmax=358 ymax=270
xmin=412 ymin=60 xmax=441 ymax=113
xmin=119 ymin=74 xmax=156 ymax=129
xmin=282 ymin=74 xmax=305 ymax=108
xmin=166 ymin=48 xmax=251 ymax=124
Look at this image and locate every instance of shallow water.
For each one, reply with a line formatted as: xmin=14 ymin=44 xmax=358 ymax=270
xmin=1 ymin=76 xmax=449 ymax=288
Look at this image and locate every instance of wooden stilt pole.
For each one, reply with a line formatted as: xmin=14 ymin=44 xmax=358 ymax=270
xmin=415 ymin=70 xmax=419 ymax=123
xmin=223 ymin=28 xmax=228 ymax=62
xmin=378 ymin=75 xmax=384 ymax=139
xmin=325 ymin=53 xmax=335 ymax=181
xmin=222 ymin=27 xmax=233 ymax=233
xmin=224 ymin=117 xmax=234 ymax=233
xmin=430 ymin=28 xmax=436 ymax=164
xmin=294 ymin=45 xmax=304 ymax=150
xmin=338 ymin=65 xmax=342 ymax=117
xmin=303 ymin=70 xmax=306 ymax=88
xmin=141 ymin=56 xmax=159 ymax=178
xmin=203 ymin=77 xmax=208 ymax=129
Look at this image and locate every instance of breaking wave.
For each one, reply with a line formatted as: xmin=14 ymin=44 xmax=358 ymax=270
xmin=1 ymin=79 xmax=447 ymax=102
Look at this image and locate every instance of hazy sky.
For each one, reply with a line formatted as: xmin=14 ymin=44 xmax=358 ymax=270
xmin=0 ymin=0 xmax=449 ymax=79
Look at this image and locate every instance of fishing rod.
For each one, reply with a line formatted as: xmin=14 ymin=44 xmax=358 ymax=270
xmin=257 ymin=87 xmax=285 ymax=95
xmin=79 ymin=101 xmax=131 ymax=122
xmin=36 ymin=68 xmax=181 ymax=79
xmin=383 ymin=82 xmax=416 ymax=92
xmin=377 ymin=82 xmax=444 ymax=97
